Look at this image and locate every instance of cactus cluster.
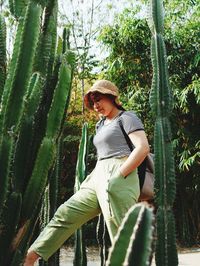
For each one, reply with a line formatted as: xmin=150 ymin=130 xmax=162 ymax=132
xmin=147 ymin=0 xmax=178 ymax=265
xmin=0 ymin=1 xmax=75 ymax=265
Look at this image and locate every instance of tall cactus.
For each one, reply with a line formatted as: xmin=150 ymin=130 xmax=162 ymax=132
xmin=147 ymin=0 xmax=178 ymax=265
xmin=106 ymin=203 xmax=154 ymax=266
xmin=73 ymin=123 xmax=89 ymax=266
xmin=0 ymin=0 xmax=42 ymax=215
xmin=0 ymin=1 xmax=75 ymax=265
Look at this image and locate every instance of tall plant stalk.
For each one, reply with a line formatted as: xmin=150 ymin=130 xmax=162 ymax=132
xmin=73 ymin=123 xmax=89 ymax=266
xmin=147 ymin=0 xmax=178 ymax=265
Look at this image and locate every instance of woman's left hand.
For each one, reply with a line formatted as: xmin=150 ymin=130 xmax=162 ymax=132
xmin=119 ymin=130 xmax=150 ymax=177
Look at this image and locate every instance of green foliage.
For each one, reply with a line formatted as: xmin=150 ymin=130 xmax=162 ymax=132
xmin=98 ymin=8 xmax=153 ymax=143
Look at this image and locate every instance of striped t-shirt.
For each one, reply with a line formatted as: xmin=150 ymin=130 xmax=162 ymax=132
xmin=93 ymin=111 xmax=144 ymax=160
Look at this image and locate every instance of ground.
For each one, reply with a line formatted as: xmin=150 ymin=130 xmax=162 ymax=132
xmin=58 ymin=246 xmax=200 ymax=266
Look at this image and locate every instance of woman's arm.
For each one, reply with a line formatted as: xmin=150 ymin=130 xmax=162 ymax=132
xmin=119 ymin=130 xmax=150 ymax=177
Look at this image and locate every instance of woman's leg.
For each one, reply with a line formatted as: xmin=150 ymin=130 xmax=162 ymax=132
xmin=96 ymin=158 xmax=140 ymax=242
xmin=24 ymin=176 xmax=100 ymax=264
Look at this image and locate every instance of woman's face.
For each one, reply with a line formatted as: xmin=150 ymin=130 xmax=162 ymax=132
xmin=89 ymin=92 xmax=115 ymax=116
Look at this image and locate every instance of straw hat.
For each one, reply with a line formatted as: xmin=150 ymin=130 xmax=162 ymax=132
xmin=84 ymin=80 xmax=119 ymax=109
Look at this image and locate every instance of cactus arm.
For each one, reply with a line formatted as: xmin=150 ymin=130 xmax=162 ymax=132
xmin=21 ymin=137 xmax=56 ymax=220
xmin=46 ymin=60 xmax=72 ymax=139
xmin=0 ymin=136 xmax=13 ymax=213
xmin=106 ymin=203 xmax=154 ymax=266
xmin=12 ymin=73 xmax=43 ymax=192
xmin=49 ymin=138 xmax=62 ymax=217
xmin=75 ymin=123 xmax=89 ymax=191
xmin=149 ymin=34 xmax=172 ymax=117
xmin=147 ymin=0 xmax=164 ymax=34
xmin=154 ymin=118 xmax=176 ymax=206
xmin=13 ymin=0 xmax=29 ymax=19
xmin=8 ymin=0 xmax=15 ymax=16
xmin=106 ymin=204 xmax=142 ymax=266
xmin=73 ymin=123 xmax=89 ymax=266
xmin=0 ymin=18 xmax=24 ymax=136
xmin=3 ymin=2 xmax=42 ymax=132
xmin=33 ymin=0 xmax=58 ymax=78
xmin=123 ymin=206 xmax=154 ymax=266
xmin=0 ymin=14 xmax=6 ymax=99
xmin=148 ymin=1 xmax=178 ymax=265
xmin=156 ymin=208 xmax=178 ymax=266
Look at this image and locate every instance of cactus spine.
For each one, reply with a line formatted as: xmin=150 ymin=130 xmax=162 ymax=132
xmin=106 ymin=203 xmax=154 ymax=266
xmin=148 ymin=0 xmax=178 ymax=265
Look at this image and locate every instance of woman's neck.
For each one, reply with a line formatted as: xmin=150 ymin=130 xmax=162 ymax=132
xmin=105 ymin=108 xmax=121 ymax=120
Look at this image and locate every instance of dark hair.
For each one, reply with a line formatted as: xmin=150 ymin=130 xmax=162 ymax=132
xmin=88 ymin=92 xmax=126 ymax=111
xmin=106 ymin=94 xmax=126 ymax=111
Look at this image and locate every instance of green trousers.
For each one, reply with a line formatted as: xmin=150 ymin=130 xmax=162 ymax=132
xmin=29 ymin=157 xmax=140 ymax=261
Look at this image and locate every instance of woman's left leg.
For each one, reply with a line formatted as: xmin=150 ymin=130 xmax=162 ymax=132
xmin=27 ymin=173 xmax=101 ymax=262
xmin=95 ymin=157 xmax=140 ymax=242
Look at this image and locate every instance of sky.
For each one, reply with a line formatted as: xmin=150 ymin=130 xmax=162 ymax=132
xmin=58 ymin=0 xmax=146 ymax=61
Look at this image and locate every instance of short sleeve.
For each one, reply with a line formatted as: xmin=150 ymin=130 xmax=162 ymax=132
xmin=120 ymin=111 xmax=144 ymax=134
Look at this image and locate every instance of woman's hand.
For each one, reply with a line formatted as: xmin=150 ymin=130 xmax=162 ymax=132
xmin=120 ymin=130 xmax=150 ymax=177
xmin=24 ymin=251 xmax=40 ymax=266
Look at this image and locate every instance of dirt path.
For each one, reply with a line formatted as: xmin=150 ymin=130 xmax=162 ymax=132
xmin=59 ymin=246 xmax=200 ymax=266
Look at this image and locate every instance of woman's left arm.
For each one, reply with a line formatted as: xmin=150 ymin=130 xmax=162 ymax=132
xmin=119 ymin=130 xmax=150 ymax=177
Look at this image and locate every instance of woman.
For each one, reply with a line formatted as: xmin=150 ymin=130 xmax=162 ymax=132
xmin=24 ymin=79 xmax=149 ymax=265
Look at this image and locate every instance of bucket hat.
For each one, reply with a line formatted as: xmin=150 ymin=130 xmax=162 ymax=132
xmin=84 ymin=80 xmax=119 ymax=109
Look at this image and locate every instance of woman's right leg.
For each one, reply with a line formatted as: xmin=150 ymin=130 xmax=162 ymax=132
xmin=25 ymin=177 xmax=100 ymax=264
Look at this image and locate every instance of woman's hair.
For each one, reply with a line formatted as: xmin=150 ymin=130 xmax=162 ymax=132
xmin=88 ymin=92 xmax=126 ymax=111
xmin=106 ymin=94 xmax=126 ymax=111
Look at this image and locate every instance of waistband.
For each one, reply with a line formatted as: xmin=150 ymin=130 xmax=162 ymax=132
xmin=98 ymin=155 xmax=128 ymax=161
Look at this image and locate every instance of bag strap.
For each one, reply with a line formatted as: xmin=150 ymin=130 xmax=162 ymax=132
xmin=118 ymin=113 xmax=146 ymax=190
xmin=118 ymin=119 xmax=133 ymax=152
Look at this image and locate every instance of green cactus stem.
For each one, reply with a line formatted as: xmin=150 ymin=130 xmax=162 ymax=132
xmin=106 ymin=203 xmax=154 ymax=266
xmin=12 ymin=72 xmax=43 ymax=192
xmin=0 ymin=17 xmax=23 ymax=135
xmin=147 ymin=0 xmax=178 ymax=265
xmin=0 ymin=4 xmax=42 ymax=205
xmin=0 ymin=0 xmax=75 ymax=264
xmin=21 ymin=137 xmax=56 ymax=220
xmin=10 ymin=0 xmax=29 ymax=19
xmin=75 ymin=123 xmax=89 ymax=190
xmin=33 ymin=0 xmax=58 ymax=78
xmin=73 ymin=123 xmax=89 ymax=266
xmin=2 ymin=1 xmax=42 ymax=133
xmin=149 ymin=34 xmax=173 ymax=117
xmin=0 ymin=136 xmax=12 ymax=212
xmin=0 ymin=14 xmax=6 ymax=100
xmin=46 ymin=58 xmax=72 ymax=139
xmin=96 ymin=213 xmax=111 ymax=266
